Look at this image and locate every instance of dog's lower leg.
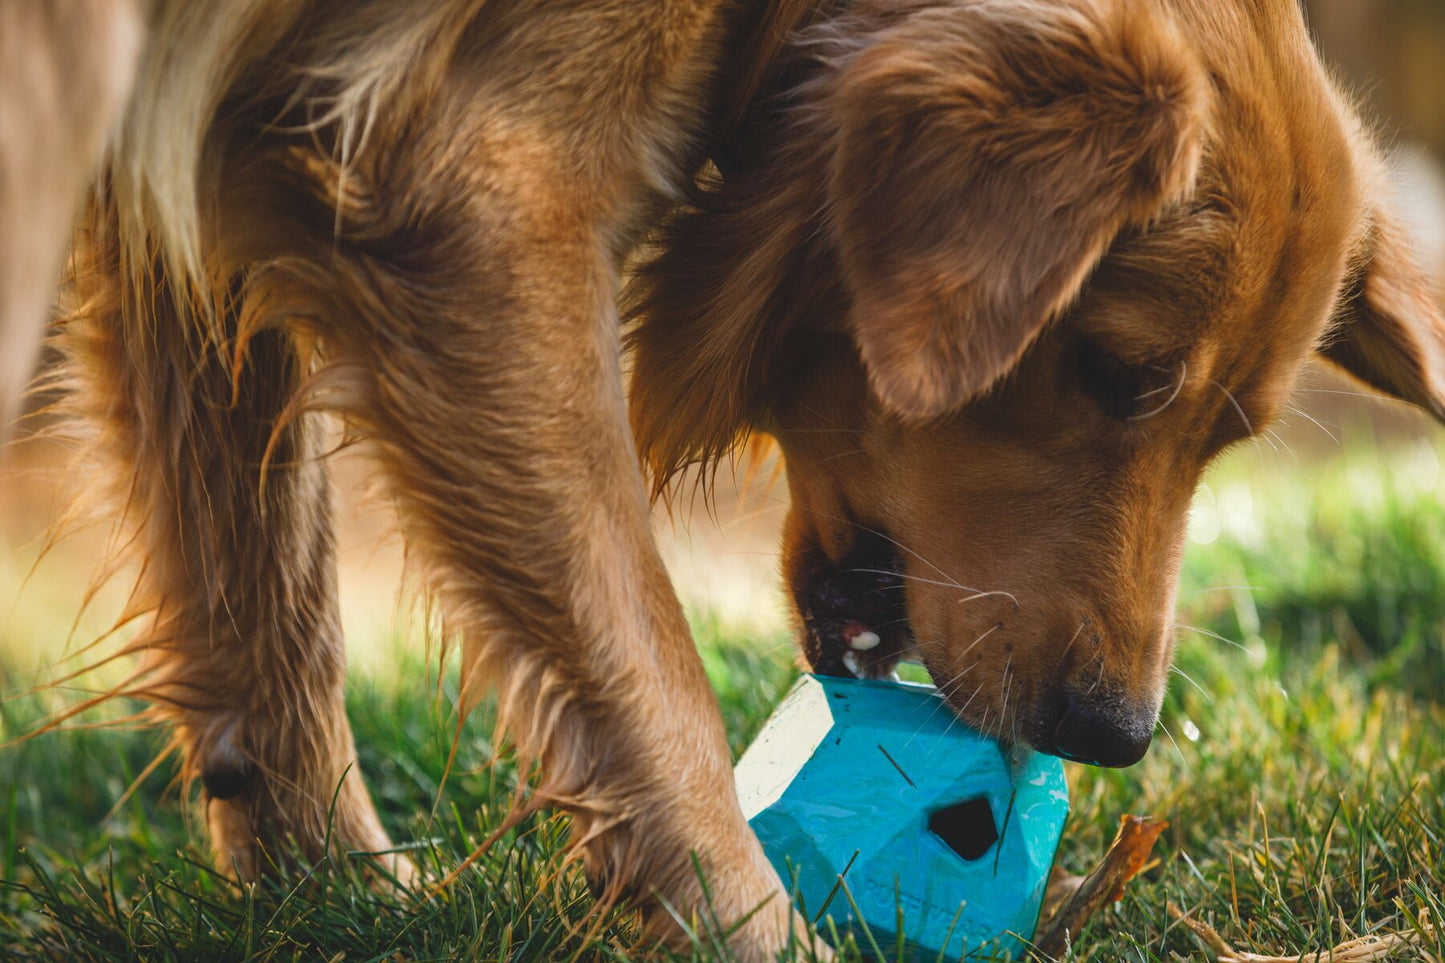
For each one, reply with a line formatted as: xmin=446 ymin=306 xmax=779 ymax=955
xmin=58 ymin=267 xmax=394 ymax=880
xmin=320 ymin=223 xmax=794 ymax=957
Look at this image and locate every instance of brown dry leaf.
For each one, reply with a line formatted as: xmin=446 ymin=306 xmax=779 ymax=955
xmin=1033 ymin=814 xmax=1169 ymax=958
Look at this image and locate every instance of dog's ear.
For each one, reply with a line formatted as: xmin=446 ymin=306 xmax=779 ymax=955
xmin=827 ymin=1 xmax=1209 ymax=420
xmin=1320 ymin=215 xmax=1445 ymax=422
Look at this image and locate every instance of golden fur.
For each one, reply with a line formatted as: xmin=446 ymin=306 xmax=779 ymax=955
xmin=0 ymin=0 xmax=1441 ymax=958
xmin=630 ymin=0 xmax=1445 ymax=766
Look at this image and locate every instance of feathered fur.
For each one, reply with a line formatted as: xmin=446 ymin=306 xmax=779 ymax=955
xmin=2 ymin=0 xmax=1442 ymax=959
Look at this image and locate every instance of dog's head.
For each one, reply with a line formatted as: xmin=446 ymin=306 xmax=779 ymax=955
xmin=630 ymin=0 xmax=1445 ymax=767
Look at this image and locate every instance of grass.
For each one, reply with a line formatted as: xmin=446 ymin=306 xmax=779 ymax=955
xmin=1 ymin=434 xmax=1443 ymax=961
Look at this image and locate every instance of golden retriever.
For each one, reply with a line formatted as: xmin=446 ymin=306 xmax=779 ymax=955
xmin=2 ymin=0 xmax=1442 ymax=958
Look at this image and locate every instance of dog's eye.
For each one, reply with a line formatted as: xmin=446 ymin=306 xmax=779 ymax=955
xmin=1075 ymin=341 xmax=1184 ymax=422
xmin=1075 ymin=340 xmax=1144 ymax=420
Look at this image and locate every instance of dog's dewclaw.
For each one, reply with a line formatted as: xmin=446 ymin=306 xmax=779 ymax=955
xmin=1033 ymin=814 xmax=1168 ymax=958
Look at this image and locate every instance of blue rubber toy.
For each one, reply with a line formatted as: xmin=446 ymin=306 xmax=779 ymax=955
xmin=734 ymin=673 xmax=1068 ymax=961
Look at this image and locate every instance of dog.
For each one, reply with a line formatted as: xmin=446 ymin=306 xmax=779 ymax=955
xmin=1 ymin=0 xmax=1442 ymax=959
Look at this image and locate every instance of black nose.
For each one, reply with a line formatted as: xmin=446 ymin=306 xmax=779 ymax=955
xmin=1050 ymin=693 xmax=1154 ymax=768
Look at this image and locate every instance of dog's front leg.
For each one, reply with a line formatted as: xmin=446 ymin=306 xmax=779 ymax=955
xmin=314 ymin=164 xmax=800 ymax=959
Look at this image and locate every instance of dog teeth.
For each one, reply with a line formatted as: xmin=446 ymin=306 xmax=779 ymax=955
xmin=841 ymin=651 xmax=862 ymax=678
xmin=848 ymin=629 xmax=881 ymax=651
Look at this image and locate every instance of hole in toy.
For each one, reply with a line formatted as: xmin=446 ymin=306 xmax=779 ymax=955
xmin=928 ymin=795 xmax=998 ymax=861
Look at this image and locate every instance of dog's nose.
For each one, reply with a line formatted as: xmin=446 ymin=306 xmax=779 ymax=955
xmin=1049 ymin=692 xmax=1154 ymax=768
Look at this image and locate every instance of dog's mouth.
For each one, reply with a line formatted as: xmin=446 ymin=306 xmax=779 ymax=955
xmin=786 ymin=529 xmax=1034 ymax=749
xmin=788 ymin=530 xmax=918 ymax=680
xmin=787 ymin=528 xmax=1166 ymax=766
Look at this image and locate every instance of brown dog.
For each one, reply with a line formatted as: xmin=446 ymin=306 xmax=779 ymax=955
xmin=1 ymin=0 xmax=1442 ymax=959
xmin=632 ymin=0 xmax=1445 ymax=765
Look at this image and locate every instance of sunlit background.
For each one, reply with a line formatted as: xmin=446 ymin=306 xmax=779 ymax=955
xmin=1 ymin=5 xmax=1444 ymax=959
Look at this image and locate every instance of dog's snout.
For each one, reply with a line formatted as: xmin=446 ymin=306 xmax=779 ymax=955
xmin=1048 ymin=692 xmax=1154 ymax=768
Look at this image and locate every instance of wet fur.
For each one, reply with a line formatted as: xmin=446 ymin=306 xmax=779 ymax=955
xmin=16 ymin=0 xmax=816 ymax=955
xmin=1 ymin=0 xmax=1443 ymax=958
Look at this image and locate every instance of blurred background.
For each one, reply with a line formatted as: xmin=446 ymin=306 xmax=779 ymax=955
xmin=1 ymin=5 xmax=1443 ymax=959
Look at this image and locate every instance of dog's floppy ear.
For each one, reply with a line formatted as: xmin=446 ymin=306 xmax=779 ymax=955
xmin=827 ymin=0 xmax=1209 ymax=419
xmin=1320 ymin=215 xmax=1445 ymax=422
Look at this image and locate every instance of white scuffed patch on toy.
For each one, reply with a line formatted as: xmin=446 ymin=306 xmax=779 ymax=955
xmin=734 ymin=676 xmax=834 ymax=818
xmin=848 ymin=629 xmax=881 ymax=651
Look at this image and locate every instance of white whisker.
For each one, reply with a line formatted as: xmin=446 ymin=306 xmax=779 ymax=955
xmin=1183 ymin=585 xmax=1262 ymax=596
xmin=1128 ymin=361 xmax=1187 ymax=421
xmin=936 ymin=680 xmax=987 ymax=743
xmin=1209 ymin=377 xmax=1264 ymax=461
xmin=848 ymin=568 xmax=963 ymax=591
xmin=998 ymin=656 xmax=1014 ymax=733
xmin=926 ymin=623 xmax=1004 ymax=724
xmin=1264 ymin=427 xmax=1295 ymax=461
xmin=1060 ymin=620 xmax=1085 ymax=660
xmin=958 ymin=622 xmax=1001 ymax=660
xmin=1285 ymin=405 xmax=1339 ymax=445
xmin=957 ymin=589 xmax=1021 ymax=608
xmin=1174 ymin=621 xmax=1249 ymax=653
xmin=1170 ymin=664 xmax=1212 ymax=701
xmin=1156 ymin=717 xmax=1187 ymax=764
xmin=786 ymin=503 xmax=962 ymax=588
xmin=935 ymin=657 xmax=977 ymax=696
xmin=1298 ymin=387 xmax=1422 ymax=409
xmin=848 ymin=567 xmax=1020 ymax=609
xmin=900 ymin=639 xmax=978 ymax=748
xmin=761 ymin=497 xmax=1025 ymax=637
